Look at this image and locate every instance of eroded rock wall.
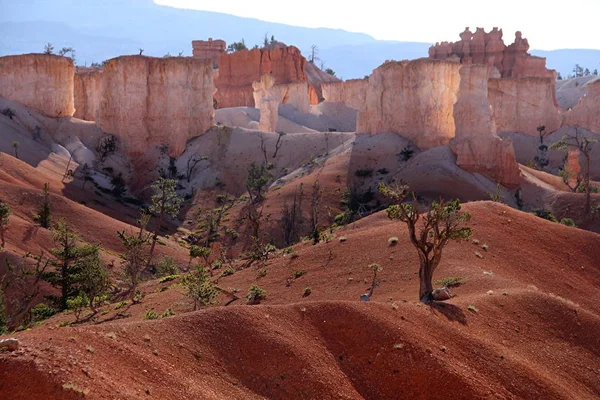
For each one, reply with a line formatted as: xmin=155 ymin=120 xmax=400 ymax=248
xmin=0 ymin=54 xmax=75 ymax=118
xmin=357 ymin=59 xmax=461 ymax=150
xmin=488 ymin=77 xmax=561 ymax=135
xmin=563 ymin=80 xmax=600 ymax=133
xmin=322 ymin=79 xmax=368 ymax=111
xmin=215 ymin=45 xmax=306 ymax=108
xmin=97 ymin=56 xmax=215 ymax=160
xmin=74 ymin=68 xmax=102 ymax=121
xmin=451 ymin=65 xmax=520 ymax=188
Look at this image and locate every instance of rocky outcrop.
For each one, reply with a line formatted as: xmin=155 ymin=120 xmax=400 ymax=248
xmin=305 ymin=61 xmax=341 ymax=104
xmin=429 ymin=28 xmax=554 ymax=79
xmin=322 ymin=79 xmax=368 ymax=111
xmin=0 ymin=54 xmax=75 ymax=118
xmin=192 ymin=38 xmax=226 ymax=68
xmin=451 ymin=65 xmax=520 ymax=188
xmin=357 ymin=59 xmax=461 ymax=149
xmin=488 ymin=77 xmax=561 ymax=135
xmin=253 ymin=74 xmax=279 ymax=132
xmin=215 ymin=45 xmax=306 ymax=108
xmin=563 ymin=80 xmax=600 ymax=133
xmin=97 ymin=56 xmax=215 ymax=160
xmin=74 ymin=67 xmax=102 ymax=121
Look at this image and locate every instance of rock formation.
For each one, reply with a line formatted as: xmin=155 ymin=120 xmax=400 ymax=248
xmin=305 ymin=61 xmax=341 ymax=104
xmin=488 ymin=77 xmax=561 ymax=135
xmin=357 ymin=59 xmax=461 ymax=150
xmin=322 ymin=78 xmax=368 ymax=111
xmin=74 ymin=67 xmax=102 ymax=121
xmin=215 ymin=45 xmax=306 ymax=109
xmin=0 ymin=54 xmax=75 ymax=118
xmin=429 ymin=28 xmax=554 ymax=79
xmin=252 ymin=74 xmax=279 ymax=132
xmin=563 ymin=80 xmax=600 ymax=133
xmin=97 ymin=56 xmax=215 ymax=161
xmin=450 ymin=65 xmax=520 ymax=188
xmin=192 ymin=38 xmax=226 ymax=68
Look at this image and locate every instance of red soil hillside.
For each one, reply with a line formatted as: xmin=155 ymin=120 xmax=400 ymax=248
xmin=1 ymin=202 xmax=599 ymax=399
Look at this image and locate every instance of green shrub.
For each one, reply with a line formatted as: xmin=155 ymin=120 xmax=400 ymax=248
xmin=534 ymin=208 xmax=558 ymax=222
xmin=114 ymin=301 xmax=128 ymax=310
xmin=302 ymin=287 xmax=312 ymax=297
xmin=159 ymin=274 xmax=179 ymax=283
xmin=144 ymin=310 xmax=159 ymax=320
xmin=221 ymin=268 xmax=235 ymax=277
xmin=435 ymin=276 xmax=467 ymax=287
xmin=257 ymin=269 xmax=267 ymax=278
xmin=156 ymin=256 xmax=179 ymax=276
xmin=30 ymin=303 xmax=58 ymax=322
xmin=559 ymin=218 xmax=577 ymax=227
xmin=247 ymin=285 xmax=267 ymax=305
xmin=294 ymin=270 xmax=306 ymax=278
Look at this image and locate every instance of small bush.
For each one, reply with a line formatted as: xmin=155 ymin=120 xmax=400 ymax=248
xmin=481 ymin=244 xmax=489 ymax=251
xmin=559 ymin=218 xmax=577 ymax=227
xmin=247 ymin=285 xmax=267 ymax=305
xmin=302 ymin=287 xmax=312 ymax=297
xmin=1 ymin=108 xmax=16 ymax=120
xmin=467 ymin=305 xmax=478 ymax=313
xmin=354 ymin=169 xmax=374 ymax=178
xmin=30 ymin=303 xmax=58 ymax=322
xmin=114 ymin=301 xmax=128 ymax=310
xmin=257 ymin=269 xmax=267 ymax=278
xmin=156 ymin=256 xmax=179 ymax=276
xmin=294 ymin=270 xmax=306 ymax=279
xmin=144 ymin=310 xmax=159 ymax=320
xmin=160 ymin=308 xmax=175 ymax=318
xmin=435 ymin=276 xmax=467 ymax=288
xmin=221 ymin=268 xmax=235 ymax=277
xmin=534 ymin=208 xmax=558 ymax=223
xmin=159 ymin=274 xmax=179 ymax=283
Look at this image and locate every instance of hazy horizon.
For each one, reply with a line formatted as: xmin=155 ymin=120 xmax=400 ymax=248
xmin=154 ymin=0 xmax=600 ymax=50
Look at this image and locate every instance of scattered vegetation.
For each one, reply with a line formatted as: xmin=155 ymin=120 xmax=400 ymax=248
xmin=302 ymin=287 xmax=312 ymax=297
xmin=0 ymin=202 xmax=11 ymax=249
xmin=148 ymin=178 xmax=183 ymax=266
xmin=35 ymin=183 xmax=52 ymax=228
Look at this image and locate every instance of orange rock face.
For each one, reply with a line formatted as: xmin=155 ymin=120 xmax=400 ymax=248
xmin=429 ymin=28 xmax=554 ymax=79
xmin=563 ymin=80 xmax=600 ymax=133
xmin=215 ymin=46 xmax=306 ymax=108
xmin=97 ymin=56 xmax=215 ymax=160
xmin=74 ymin=67 xmax=102 ymax=121
xmin=0 ymin=54 xmax=75 ymax=118
xmin=322 ymin=79 xmax=368 ymax=111
xmin=451 ymin=65 xmax=520 ymax=188
xmin=357 ymin=59 xmax=461 ymax=150
xmin=488 ymin=77 xmax=561 ymax=135
xmin=192 ymin=38 xmax=226 ymax=68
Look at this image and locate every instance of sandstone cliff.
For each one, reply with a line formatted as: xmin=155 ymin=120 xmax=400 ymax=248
xmin=563 ymin=80 xmax=600 ymax=133
xmin=322 ymin=79 xmax=368 ymax=111
xmin=451 ymin=65 xmax=520 ymax=188
xmin=215 ymin=45 xmax=306 ymax=108
xmin=74 ymin=67 xmax=102 ymax=121
xmin=305 ymin=61 xmax=341 ymax=104
xmin=97 ymin=56 xmax=215 ymax=161
xmin=0 ymin=54 xmax=75 ymax=118
xmin=488 ymin=77 xmax=561 ymax=135
xmin=357 ymin=59 xmax=461 ymax=150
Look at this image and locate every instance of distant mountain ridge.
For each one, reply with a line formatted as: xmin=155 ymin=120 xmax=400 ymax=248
xmin=0 ymin=0 xmax=598 ymax=79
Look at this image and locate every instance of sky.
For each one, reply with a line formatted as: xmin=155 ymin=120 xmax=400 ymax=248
xmin=154 ymin=0 xmax=600 ymax=50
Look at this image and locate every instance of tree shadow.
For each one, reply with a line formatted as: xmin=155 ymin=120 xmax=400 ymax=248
xmin=429 ymin=301 xmax=468 ymax=326
xmin=22 ymin=225 xmax=39 ymax=243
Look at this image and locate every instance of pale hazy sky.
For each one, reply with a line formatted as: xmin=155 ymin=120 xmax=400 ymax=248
xmin=154 ymin=0 xmax=600 ymax=50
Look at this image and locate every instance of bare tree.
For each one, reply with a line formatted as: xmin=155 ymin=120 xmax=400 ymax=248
xmin=309 ymin=180 xmax=322 ymax=244
xmin=185 ymin=154 xmax=209 ymax=183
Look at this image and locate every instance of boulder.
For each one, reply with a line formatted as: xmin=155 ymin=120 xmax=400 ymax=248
xmin=0 ymin=54 xmax=75 ymax=118
xmin=0 ymin=338 xmax=20 ymax=351
xmin=431 ymin=287 xmax=453 ymax=301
